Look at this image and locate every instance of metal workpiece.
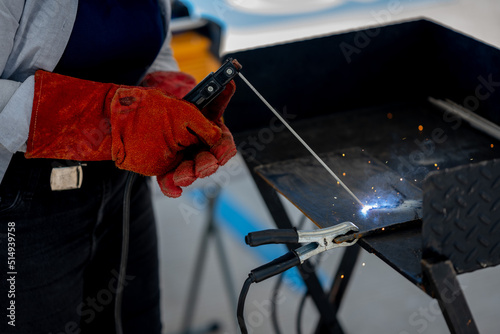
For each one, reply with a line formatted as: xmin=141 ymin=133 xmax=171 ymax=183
xmin=295 ymin=222 xmax=359 ymax=264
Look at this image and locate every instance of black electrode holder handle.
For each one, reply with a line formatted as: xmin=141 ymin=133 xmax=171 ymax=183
xmin=245 ymin=228 xmax=299 ymax=246
xmin=249 ymin=252 xmax=300 ymax=283
xmin=183 ymin=58 xmax=242 ymax=109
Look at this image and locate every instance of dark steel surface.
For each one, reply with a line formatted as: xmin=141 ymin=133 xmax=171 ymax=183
xmin=238 ymin=101 xmax=500 ymax=284
xmin=236 ymin=101 xmax=500 ymax=185
xmin=250 ymin=102 xmax=500 ymax=234
xmin=423 ymin=158 xmax=500 ymax=274
xmin=359 ymin=224 xmax=424 ymax=285
xmin=256 ymin=148 xmax=423 ymax=233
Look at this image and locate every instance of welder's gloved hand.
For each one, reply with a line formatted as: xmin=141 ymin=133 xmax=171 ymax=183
xmin=144 ymin=74 xmax=238 ymax=198
xmin=25 ymin=70 xmax=222 ymax=179
xmin=140 ymin=71 xmax=197 ymax=99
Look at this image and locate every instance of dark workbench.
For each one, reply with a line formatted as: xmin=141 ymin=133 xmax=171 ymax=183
xmin=226 ymin=18 xmax=500 ymax=333
xmin=234 ymin=100 xmax=500 ymax=286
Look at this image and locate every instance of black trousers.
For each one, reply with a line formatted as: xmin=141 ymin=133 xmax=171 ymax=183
xmin=0 ymin=153 xmax=161 ymax=333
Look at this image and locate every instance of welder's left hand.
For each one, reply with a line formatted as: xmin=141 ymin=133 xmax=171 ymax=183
xmin=141 ymin=72 xmax=237 ymax=197
xmin=141 ymin=71 xmax=197 ymax=99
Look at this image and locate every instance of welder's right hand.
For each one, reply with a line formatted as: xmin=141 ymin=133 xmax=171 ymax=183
xmin=155 ymin=81 xmax=238 ymax=197
xmin=25 ymin=70 xmax=222 ymax=177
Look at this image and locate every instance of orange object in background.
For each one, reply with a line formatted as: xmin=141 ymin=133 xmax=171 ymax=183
xmin=171 ymin=31 xmax=221 ymax=83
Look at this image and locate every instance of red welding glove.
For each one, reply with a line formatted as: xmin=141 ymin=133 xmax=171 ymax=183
xmin=25 ymin=70 xmax=222 ymax=178
xmin=141 ymin=71 xmax=237 ymax=197
xmin=141 ymin=71 xmax=197 ymax=99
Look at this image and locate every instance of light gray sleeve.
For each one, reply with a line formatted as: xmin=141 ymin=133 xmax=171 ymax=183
xmin=0 ymin=1 xmax=32 ymax=153
xmin=145 ymin=0 xmax=180 ymax=75
xmin=0 ymin=144 xmax=13 ymax=185
xmin=0 ymin=0 xmax=23 ymax=71
xmin=0 ymin=1 xmax=25 ymax=184
xmin=0 ymin=76 xmax=34 ymax=153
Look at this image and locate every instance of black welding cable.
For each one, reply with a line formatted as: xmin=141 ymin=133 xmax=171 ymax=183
xmin=295 ymin=251 xmax=325 ymax=334
xmin=270 ymin=215 xmax=308 ymax=334
xmin=115 ymin=171 xmax=137 ymax=334
xmin=296 ymin=291 xmax=309 ymax=334
xmin=237 ymin=276 xmax=253 ymax=334
xmin=270 ymin=274 xmax=284 ymax=334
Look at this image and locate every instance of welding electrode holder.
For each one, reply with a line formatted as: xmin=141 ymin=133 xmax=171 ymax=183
xmin=183 ymin=58 xmax=242 ymax=109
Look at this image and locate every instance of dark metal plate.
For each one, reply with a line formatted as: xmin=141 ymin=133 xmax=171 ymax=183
xmin=255 ymin=147 xmax=423 ymax=234
xmin=422 ymin=158 xmax=500 ymax=274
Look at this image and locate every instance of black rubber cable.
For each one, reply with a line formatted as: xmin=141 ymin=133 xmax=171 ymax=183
xmin=270 ymin=215 xmax=308 ymax=334
xmin=295 ymin=251 xmax=325 ymax=334
xmin=270 ymin=274 xmax=284 ymax=334
xmin=237 ymin=276 xmax=253 ymax=334
xmin=296 ymin=291 xmax=308 ymax=334
xmin=115 ymin=171 xmax=137 ymax=334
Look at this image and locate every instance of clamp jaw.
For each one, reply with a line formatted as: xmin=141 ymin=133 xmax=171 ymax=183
xmin=294 ymin=222 xmax=359 ymax=263
xmin=245 ymin=222 xmax=359 ymax=283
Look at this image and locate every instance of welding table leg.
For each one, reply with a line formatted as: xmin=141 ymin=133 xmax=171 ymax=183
xmin=314 ymin=245 xmax=361 ymax=334
xmin=421 ymin=259 xmax=479 ymax=334
xmin=179 ymin=187 xmax=237 ymax=334
xmin=250 ymin=171 xmax=343 ymax=333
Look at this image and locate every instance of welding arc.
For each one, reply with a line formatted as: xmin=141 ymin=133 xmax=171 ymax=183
xmin=238 ymin=72 xmax=364 ymax=208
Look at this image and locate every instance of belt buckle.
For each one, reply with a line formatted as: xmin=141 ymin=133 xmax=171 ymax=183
xmin=50 ymin=164 xmax=83 ymax=191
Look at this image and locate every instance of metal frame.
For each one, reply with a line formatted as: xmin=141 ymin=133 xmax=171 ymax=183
xmin=249 ymin=159 xmax=359 ymax=333
xmin=421 ymin=259 xmax=479 ymax=334
xmin=178 ymin=186 xmax=238 ymax=334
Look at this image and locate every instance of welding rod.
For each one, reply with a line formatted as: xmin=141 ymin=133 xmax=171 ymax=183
xmin=238 ymin=72 xmax=364 ymax=208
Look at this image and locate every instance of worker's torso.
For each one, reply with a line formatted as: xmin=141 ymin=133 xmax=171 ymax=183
xmin=54 ymin=0 xmax=166 ymax=85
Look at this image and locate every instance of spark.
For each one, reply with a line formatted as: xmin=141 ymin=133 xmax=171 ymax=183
xmin=340 ymin=274 xmax=345 ymax=279
xmin=418 ymin=125 xmax=424 ymax=131
xmin=362 ymin=263 xmax=366 ymax=266
xmin=361 ymin=204 xmax=378 ymax=215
